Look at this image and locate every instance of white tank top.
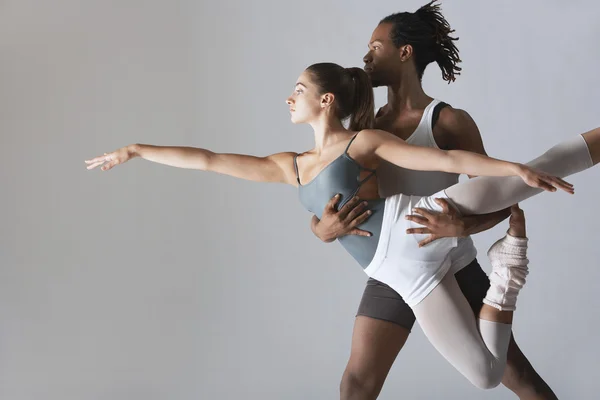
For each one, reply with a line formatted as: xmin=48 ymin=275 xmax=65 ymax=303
xmin=376 ymin=99 xmax=478 ymax=272
xmin=377 ymin=99 xmax=460 ymax=197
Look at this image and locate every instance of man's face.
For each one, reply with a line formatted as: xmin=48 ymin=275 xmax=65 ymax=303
xmin=363 ymin=22 xmax=403 ymax=87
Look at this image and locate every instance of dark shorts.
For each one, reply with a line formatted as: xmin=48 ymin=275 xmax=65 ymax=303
xmin=356 ymin=258 xmax=489 ymax=331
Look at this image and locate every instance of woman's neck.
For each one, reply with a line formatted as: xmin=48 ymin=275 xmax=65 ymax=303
xmin=309 ymin=116 xmax=350 ymax=153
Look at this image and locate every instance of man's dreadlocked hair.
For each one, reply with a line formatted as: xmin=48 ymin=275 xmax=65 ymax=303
xmin=381 ymin=1 xmax=461 ymax=83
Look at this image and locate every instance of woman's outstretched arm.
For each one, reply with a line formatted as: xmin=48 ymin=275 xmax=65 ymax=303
xmin=85 ymin=144 xmax=298 ymax=185
xmin=364 ymin=129 xmax=573 ymax=193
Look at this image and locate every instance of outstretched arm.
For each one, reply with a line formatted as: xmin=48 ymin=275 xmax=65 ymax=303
xmin=85 ymin=144 xmax=298 ymax=185
xmin=370 ymin=130 xmax=509 ymax=177
xmin=367 ymin=129 xmax=573 ymax=193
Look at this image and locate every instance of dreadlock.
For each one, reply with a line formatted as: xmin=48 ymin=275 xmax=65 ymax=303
xmin=381 ymin=1 xmax=462 ymax=83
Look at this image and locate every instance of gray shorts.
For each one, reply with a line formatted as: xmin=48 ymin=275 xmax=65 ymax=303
xmin=356 ymin=258 xmax=489 ymax=331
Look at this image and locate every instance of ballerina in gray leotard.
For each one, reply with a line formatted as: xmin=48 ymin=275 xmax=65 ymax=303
xmin=293 ymin=133 xmax=385 ymax=268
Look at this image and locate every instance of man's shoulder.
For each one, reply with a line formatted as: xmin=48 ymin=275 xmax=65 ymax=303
xmin=435 ymin=105 xmax=480 ymax=139
xmin=434 ymin=104 xmax=485 ymax=153
xmin=436 ymin=105 xmax=475 ymax=133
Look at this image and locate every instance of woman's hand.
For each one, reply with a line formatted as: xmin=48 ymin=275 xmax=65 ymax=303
xmin=515 ymin=164 xmax=574 ymax=194
xmin=85 ymin=145 xmax=136 ymax=171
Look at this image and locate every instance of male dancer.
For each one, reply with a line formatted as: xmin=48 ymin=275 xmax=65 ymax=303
xmin=311 ymin=2 xmax=557 ymax=399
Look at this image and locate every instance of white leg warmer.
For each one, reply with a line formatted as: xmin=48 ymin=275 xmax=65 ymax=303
xmin=483 ymin=234 xmax=529 ymax=311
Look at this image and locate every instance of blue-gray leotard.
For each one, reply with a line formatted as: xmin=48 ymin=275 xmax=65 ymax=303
xmin=294 ymin=133 xmax=385 ymax=268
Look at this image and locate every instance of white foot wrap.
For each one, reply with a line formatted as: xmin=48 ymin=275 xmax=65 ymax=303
xmin=483 ymin=234 xmax=529 ymax=311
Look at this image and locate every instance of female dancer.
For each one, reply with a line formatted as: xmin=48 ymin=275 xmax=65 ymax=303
xmin=85 ymin=62 xmax=598 ymax=389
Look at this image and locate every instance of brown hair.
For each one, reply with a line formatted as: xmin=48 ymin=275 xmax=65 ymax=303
xmin=306 ymin=63 xmax=375 ymax=131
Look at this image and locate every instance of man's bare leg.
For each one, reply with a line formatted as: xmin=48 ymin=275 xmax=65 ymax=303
xmin=340 ymin=316 xmax=409 ymax=400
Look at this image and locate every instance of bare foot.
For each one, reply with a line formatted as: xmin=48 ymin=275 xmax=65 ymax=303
xmin=507 ymin=204 xmax=526 ymax=238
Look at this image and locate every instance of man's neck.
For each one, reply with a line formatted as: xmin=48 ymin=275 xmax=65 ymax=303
xmin=385 ymin=78 xmax=432 ymax=113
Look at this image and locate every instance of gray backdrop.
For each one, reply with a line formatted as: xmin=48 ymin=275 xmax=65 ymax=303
xmin=1 ymin=1 xmax=599 ymax=399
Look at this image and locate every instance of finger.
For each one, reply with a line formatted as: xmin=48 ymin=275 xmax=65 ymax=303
xmin=345 ymin=201 xmax=368 ymax=221
xmin=536 ymin=180 xmax=555 ymax=192
xmin=418 ymin=235 xmax=438 ymax=247
xmin=554 ymin=176 xmax=574 ymax=187
xmin=550 ymin=177 xmax=575 ymax=194
xmin=348 ymin=228 xmax=372 ymax=237
xmin=546 ymin=175 xmax=571 ymax=188
xmin=326 ymin=194 xmax=342 ymax=211
xmin=543 ymin=178 xmax=569 ymax=193
xmin=84 ymin=155 xmax=106 ymax=163
xmin=101 ymin=160 xmax=118 ymax=171
xmin=406 ymin=227 xmax=432 ymax=235
xmin=85 ymin=155 xmax=109 ymax=164
xmin=350 ymin=210 xmax=373 ymax=227
xmin=434 ymin=198 xmax=452 ymax=214
xmin=86 ymin=161 xmax=106 ymax=170
xmin=404 ymin=215 xmax=429 ymax=225
xmin=410 ymin=207 xmax=436 ymax=219
xmin=338 ymin=196 xmax=362 ymax=219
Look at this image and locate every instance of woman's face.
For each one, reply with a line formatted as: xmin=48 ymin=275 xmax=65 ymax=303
xmin=286 ymin=70 xmax=325 ymax=125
